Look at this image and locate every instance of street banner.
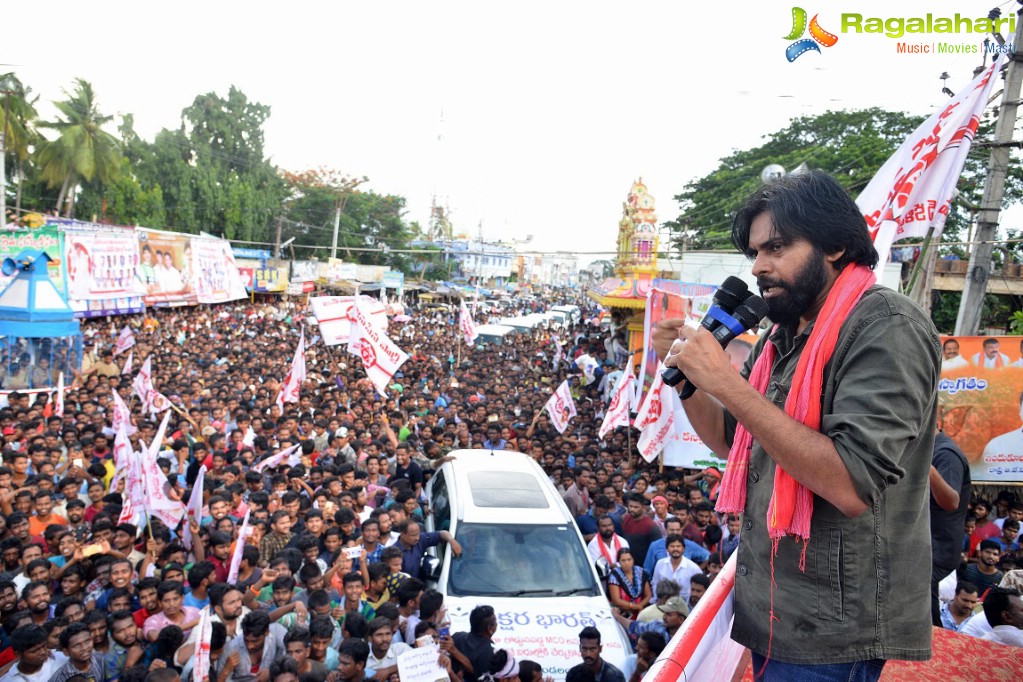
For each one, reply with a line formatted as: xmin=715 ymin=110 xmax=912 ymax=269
xmin=0 ymin=227 xmax=63 ymax=291
xmin=137 ymin=228 xmax=198 ymax=306
xmin=63 ymin=227 xmax=145 ymax=302
xmin=348 ymin=297 xmax=409 ymax=396
xmin=937 ymin=335 xmax=1023 ymax=483
xmin=309 ymin=296 xmax=388 ymax=346
xmin=192 ymin=236 xmax=248 ymax=303
xmin=543 ymin=380 xmax=577 ymax=434
xmin=858 ymin=55 xmax=1004 ymax=266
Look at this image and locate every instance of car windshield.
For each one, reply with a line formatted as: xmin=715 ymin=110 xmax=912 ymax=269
xmin=448 ymin=523 xmax=599 ymax=597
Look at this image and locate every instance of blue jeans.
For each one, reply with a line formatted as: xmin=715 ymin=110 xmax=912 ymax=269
xmin=750 ymin=653 xmax=886 ymax=682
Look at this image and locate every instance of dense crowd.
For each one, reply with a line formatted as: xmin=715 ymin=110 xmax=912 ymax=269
xmin=0 ymin=288 xmax=1019 ymax=682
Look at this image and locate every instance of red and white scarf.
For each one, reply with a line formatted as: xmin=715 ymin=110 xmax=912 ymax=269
xmin=716 ymin=264 xmax=876 ymax=547
xmin=596 ymin=533 xmax=622 ymax=567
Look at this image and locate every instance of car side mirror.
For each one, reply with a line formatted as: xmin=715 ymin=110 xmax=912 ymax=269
xmin=594 ymin=561 xmax=609 ymax=582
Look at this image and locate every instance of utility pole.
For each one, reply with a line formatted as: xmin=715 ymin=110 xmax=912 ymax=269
xmin=331 ymin=203 xmax=341 ymax=260
xmin=955 ymin=11 xmax=1023 ymax=334
xmin=273 ymin=216 xmax=283 ymax=268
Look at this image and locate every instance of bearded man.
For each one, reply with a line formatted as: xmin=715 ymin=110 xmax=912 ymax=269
xmin=656 ymin=171 xmax=939 ymax=681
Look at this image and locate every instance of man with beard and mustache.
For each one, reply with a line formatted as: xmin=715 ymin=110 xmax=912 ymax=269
xmin=105 ymin=611 xmax=144 ymax=682
xmin=587 ymin=515 xmax=629 ymax=573
xmin=21 ymin=581 xmax=52 ymax=626
xmin=174 ymin=584 xmax=249 ymax=668
xmin=657 ymin=171 xmax=939 ymax=681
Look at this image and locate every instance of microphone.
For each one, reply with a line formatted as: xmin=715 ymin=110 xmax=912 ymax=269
xmin=676 ymin=295 xmax=768 ymax=400
xmin=662 ymin=277 xmax=750 ymax=388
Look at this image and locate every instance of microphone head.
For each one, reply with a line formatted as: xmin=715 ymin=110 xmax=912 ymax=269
xmin=732 ymin=295 xmax=770 ymax=329
xmin=713 ymin=277 xmax=749 ymax=311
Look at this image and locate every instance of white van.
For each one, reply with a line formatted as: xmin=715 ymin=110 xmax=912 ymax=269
xmin=551 ymin=305 xmax=581 ymax=324
xmin=499 ymin=316 xmax=541 ymax=333
xmin=423 ymin=451 xmax=630 ymax=680
xmin=474 ymin=324 xmax=519 ymax=346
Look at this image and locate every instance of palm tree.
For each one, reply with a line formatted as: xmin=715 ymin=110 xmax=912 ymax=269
xmin=36 ymin=78 xmax=121 ymax=217
xmin=1 ymin=73 xmax=41 ymax=226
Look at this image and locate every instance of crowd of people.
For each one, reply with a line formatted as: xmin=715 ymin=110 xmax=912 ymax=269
xmin=0 ymin=288 xmax=723 ymax=682
xmin=0 ymin=198 xmax=1021 ymax=682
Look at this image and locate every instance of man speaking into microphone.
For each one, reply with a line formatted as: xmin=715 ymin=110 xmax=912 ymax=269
xmin=653 ymin=171 xmax=939 ymax=681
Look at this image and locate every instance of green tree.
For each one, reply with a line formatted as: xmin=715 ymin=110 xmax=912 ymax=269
xmin=35 ymin=78 xmax=122 ymax=217
xmin=668 ymin=109 xmax=927 ymax=250
xmin=0 ymin=73 xmax=40 ymax=223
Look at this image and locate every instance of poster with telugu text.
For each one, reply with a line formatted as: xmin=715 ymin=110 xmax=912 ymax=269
xmin=0 ymin=227 xmax=63 ymax=292
xmin=938 ymin=336 xmax=1023 ymax=483
xmin=63 ymin=228 xmax=145 ymax=301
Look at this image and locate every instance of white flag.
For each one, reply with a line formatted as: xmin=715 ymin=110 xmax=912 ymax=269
xmin=599 ymin=365 xmax=635 ymax=439
xmin=276 ymin=330 xmax=307 ymax=408
xmin=242 ymin=426 xmax=255 ymax=448
xmin=132 ymin=357 xmax=155 ymax=413
xmin=227 ymin=510 xmax=251 ymax=584
xmin=193 ymin=606 xmax=213 ymax=682
xmin=111 ymin=389 xmax=136 ymax=437
xmin=574 ymin=354 xmax=599 ymax=386
xmin=459 ymin=301 xmax=478 ymax=346
xmin=543 ymin=380 xmax=577 ymax=434
xmin=348 ymin=296 xmax=409 ymax=396
xmin=114 ymin=326 xmax=135 ymax=356
xmin=140 ymin=412 xmax=185 ymax=529
xmin=857 ymin=55 xmax=1003 ymax=266
xmin=634 ymin=369 xmax=675 ymax=463
xmin=121 ymin=350 xmax=133 ymax=376
xmin=182 ymin=465 xmax=206 ymax=551
xmin=252 ymin=443 xmax=303 ymax=473
xmin=117 ymin=424 xmax=146 ymax=527
xmin=54 ymin=372 xmax=65 ymax=418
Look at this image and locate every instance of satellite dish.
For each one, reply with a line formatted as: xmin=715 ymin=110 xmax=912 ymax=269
xmin=761 ymin=164 xmax=786 ymax=184
xmin=1 ymin=259 xmax=17 ymax=276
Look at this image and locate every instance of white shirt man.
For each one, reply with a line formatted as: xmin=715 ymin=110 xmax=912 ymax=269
xmin=650 ymin=535 xmax=703 ymax=603
xmin=971 ymin=349 xmax=1011 ymax=368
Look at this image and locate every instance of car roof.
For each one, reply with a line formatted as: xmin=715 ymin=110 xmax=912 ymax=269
xmin=437 ymin=450 xmax=573 ymax=525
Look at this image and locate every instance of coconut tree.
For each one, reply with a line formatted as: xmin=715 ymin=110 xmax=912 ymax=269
xmin=0 ymin=73 xmax=39 ymax=226
xmin=36 ymin=78 xmax=121 ymax=217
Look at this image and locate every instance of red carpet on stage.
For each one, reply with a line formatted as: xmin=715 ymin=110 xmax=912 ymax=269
xmin=738 ymin=626 xmax=1022 ymax=681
